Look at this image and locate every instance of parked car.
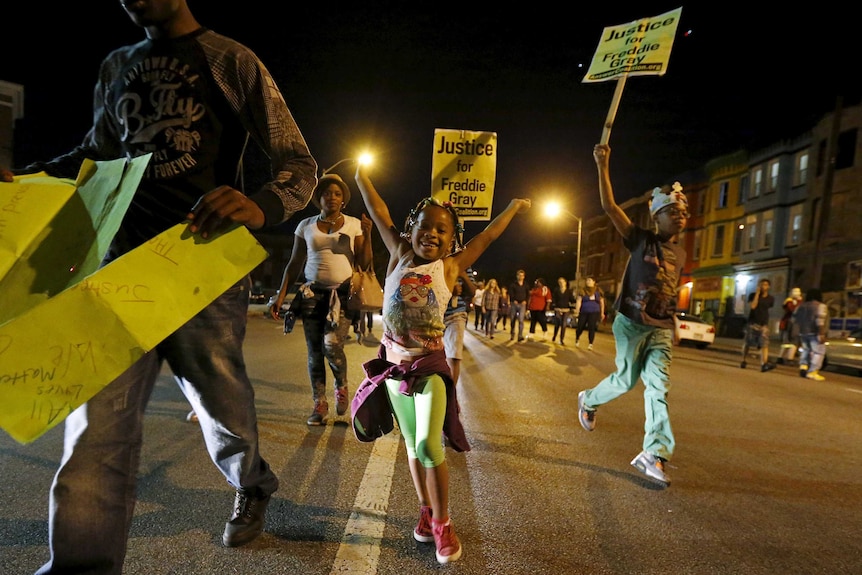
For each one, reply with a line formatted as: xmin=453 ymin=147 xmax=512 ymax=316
xmin=673 ymin=313 xmax=715 ymax=349
xmin=249 ymin=284 xmax=268 ymax=304
xmin=824 ymin=329 xmax=862 ymax=374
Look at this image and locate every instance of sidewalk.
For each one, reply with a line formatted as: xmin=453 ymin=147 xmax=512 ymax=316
xmin=709 ymin=335 xmax=783 ymax=360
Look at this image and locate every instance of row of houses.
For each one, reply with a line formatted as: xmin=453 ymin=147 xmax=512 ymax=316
xmin=579 ymin=99 xmax=862 ymax=338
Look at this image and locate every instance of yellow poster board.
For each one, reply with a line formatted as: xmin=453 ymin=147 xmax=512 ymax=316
xmin=0 ymin=156 xmax=149 ymax=325
xmin=0 ymin=224 xmax=267 ymax=444
xmin=582 ymin=7 xmax=683 ymax=83
xmin=430 ymin=128 xmax=497 ymax=222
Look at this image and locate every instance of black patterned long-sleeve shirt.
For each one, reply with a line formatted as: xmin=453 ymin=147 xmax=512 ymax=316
xmin=18 ymin=27 xmax=317 ymax=257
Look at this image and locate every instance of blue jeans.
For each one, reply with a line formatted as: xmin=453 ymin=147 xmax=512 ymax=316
xmin=36 ymin=279 xmax=278 ymax=575
xmin=799 ymin=333 xmax=826 ymax=373
xmin=484 ymin=309 xmax=498 ymax=337
xmin=582 ymin=314 xmax=675 ymax=460
xmin=510 ymin=301 xmax=526 ymax=339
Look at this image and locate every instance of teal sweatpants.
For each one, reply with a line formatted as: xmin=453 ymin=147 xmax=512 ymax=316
xmin=582 ymin=313 xmax=675 ymax=460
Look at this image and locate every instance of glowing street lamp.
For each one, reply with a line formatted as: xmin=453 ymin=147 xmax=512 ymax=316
xmin=543 ymin=201 xmax=583 ymax=286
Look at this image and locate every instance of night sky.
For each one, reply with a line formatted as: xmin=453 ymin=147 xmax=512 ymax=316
xmin=3 ymin=2 xmax=856 ymax=278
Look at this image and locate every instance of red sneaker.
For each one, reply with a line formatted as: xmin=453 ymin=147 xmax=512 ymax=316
xmin=413 ymin=505 xmax=433 ymax=543
xmin=432 ymin=518 xmax=462 ymax=564
xmin=335 ymin=386 xmax=349 ymax=416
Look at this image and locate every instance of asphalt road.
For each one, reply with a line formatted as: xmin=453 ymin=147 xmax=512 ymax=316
xmin=2 ymin=310 xmax=861 ymax=574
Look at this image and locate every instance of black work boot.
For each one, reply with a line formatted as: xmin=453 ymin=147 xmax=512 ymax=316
xmin=223 ymin=488 xmax=272 ymax=547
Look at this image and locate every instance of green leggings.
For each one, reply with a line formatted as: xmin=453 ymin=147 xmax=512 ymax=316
xmin=385 ymin=374 xmax=447 ymax=468
xmin=582 ymin=313 xmax=675 ymax=460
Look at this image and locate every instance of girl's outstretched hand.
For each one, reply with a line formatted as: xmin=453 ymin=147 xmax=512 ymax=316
xmin=511 ymin=198 xmax=531 ymax=213
xmin=355 ymin=160 xmax=369 ymax=179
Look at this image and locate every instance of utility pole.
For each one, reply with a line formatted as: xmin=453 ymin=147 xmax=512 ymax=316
xmin=812 ymin=95 xmax=843 ymax=287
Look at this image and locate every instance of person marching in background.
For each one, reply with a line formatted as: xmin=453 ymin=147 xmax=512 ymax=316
xmin=550 ymin=276 xmax=576 ymax=345
xmin=496 ymin=285 xmax=511 ymax=331
xmin=575 ymin=277 xmax=606 ymax=350
xmin=740 ymin=279 xmax=776 ymax=372
xmin=269 ymin=174 xmax=372 ymax=426
xmin=778 ymin=287 xmax=803 ymax=365
xmin=526 ymin=277 xmax=552 ymax=341
xmin=471 ymin=280 xmax=486 ymax=331
xmin=508 ymin=269 xmax=529 ymax=342
xmin=443 ymin=271 xmax=475 ymax=387
xmin=481 ymin=278 xmax=502 ymax=339
xmin=794 ymin=288 xmax=829 ymax=381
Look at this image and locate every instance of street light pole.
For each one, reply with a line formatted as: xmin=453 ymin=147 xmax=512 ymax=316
xmin=575 ymin=214 xmax=582 ymax=287
xmin=542 ymin=201 xmax=583 ymax=288
xmin=564 ymin=209 xmax=582 ymax=288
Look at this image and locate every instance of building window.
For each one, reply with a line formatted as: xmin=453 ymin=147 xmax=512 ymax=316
xmin=786 ymin=204 xmax=803 ymax=246
xmin=693 ymin=229 xmax=702 ymax=261
xmin=836 ymin=128 xmax=858 ymax=170
xmin=761 ymin=210 xmax=774 ymax=249
xmin=794 ymin=150 xmax=809 ymax=186
xmin=712 ymin=225 xmax=725 ymax=258
xmin=751 ymin=166 xmax=763 ymax=198
xmin=732 ymin=221 xmax=744 ymax=254
xmin=739 ymin=174 xmax=749 ymax=204
xmin=745 ymin=215 xmax=757 ymax=252
xmin=717 ymin=181 xmax=729 ymax=209
xmin=767 ymin=160 xmax=780 ymax=193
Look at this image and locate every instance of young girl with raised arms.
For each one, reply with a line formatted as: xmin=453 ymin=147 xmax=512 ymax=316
xmin=350 ymin=160 xmax=530 ymax=564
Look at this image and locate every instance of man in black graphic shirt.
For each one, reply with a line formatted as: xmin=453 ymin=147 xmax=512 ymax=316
xmin=2 ymin=0 xmax=317 ymax=571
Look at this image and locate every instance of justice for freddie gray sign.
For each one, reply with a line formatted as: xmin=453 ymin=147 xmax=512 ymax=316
xmin=582 ymin=6 xmax=682 ymax=83
xmin=431 ymin=128 xmax=497 ymax=222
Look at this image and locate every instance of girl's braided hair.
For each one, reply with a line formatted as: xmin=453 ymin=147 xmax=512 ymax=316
xmin=399 ymin=197 xmax=465 ymax=255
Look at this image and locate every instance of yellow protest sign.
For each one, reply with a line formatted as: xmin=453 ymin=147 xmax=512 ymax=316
xmin=0 ymin=223 xmax=268 ymax=444
xmin=0 ymin=156 xmax=149 ymax=325
xmin=431 ymin=129 xmax=497 ymax=222
xmin=582 ymin=6 xmax=683 ymax=83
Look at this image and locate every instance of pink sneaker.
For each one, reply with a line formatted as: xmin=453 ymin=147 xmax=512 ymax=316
xmin=413 ymin=505 xmax=433 ymax=543
xmin=432 ymin=518 xmax=462 ymax=564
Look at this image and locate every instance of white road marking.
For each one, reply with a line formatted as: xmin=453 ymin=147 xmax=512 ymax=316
xmin=331 ymin=428 xmax=401 ymax=574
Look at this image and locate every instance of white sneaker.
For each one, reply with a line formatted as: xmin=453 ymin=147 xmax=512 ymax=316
xmin=630 ymin=451 xmax=670 ymax=486
xmin=588 ymin=343 xmax=593 ymax=351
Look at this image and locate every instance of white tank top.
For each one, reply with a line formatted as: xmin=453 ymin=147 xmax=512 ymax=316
xmin=381 ymin=254 xmax=451 ymax=357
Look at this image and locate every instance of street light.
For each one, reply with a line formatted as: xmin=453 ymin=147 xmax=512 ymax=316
xmin=543 ymin=201 xmax=583 ymax=287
